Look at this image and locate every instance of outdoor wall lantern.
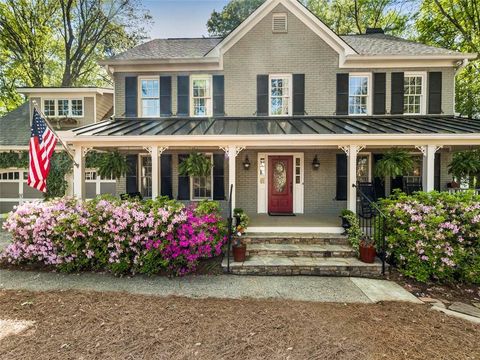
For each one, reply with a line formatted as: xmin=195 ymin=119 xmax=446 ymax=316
xmin=312 ymin=155 xmax=320 ymax=170
xmin=243 ymin=155 xmax=251 ymax=170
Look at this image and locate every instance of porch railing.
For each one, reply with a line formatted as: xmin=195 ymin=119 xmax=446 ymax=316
xmin=225 ymin=184 xmax=234 ymax=273
xmin=353 ymin=184 xmax=387 ymax=275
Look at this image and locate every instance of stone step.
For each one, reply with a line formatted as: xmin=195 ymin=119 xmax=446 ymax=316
xmin=222 ymin=256 xmax=384 ymax=277
xmin=245 ymin=243 xmax=356 ymax=258
xmin=242 ymin=233 xmax=348 ymax=245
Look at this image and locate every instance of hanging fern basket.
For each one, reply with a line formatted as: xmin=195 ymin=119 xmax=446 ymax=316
xmin=178 ymin=152 xmax=212 ymax=177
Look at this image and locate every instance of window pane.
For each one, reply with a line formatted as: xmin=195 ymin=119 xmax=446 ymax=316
xmin=71 ymin=99 xmax=83 ymax=116
xmin=404 ymin=76 xmax=423 ymax=114
xmin=44 ymin=100 xmax=55 ymax=116
xmin=142 ymin=99 xmax=160 ymax=117
xmin=194 ymin=98 xmax=207 ymax=116
xmin=57 ymin=99 xmax=69 ymax=116
xmin=141 ymin=79 xmax=159 ymax=98
xmin=269 ymin=76 xmax=290 ymax=115
xmin=348 ymin=76 xmax=368 ymax=115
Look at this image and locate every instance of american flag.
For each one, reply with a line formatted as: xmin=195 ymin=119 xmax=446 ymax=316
xmin=27 ymin=109 xmax=58 ymax=192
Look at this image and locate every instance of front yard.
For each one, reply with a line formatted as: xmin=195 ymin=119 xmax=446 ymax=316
xmin=0 ymin=289 xmax=478 ymax=360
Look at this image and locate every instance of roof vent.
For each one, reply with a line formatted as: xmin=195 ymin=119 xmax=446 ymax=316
xmin=272 ymin=13 xmax=287 ymax=33
xmin=365 ymin=28 xmax=384 ymax=34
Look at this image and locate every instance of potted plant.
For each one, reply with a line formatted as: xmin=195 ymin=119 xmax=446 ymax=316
xmin=448 ymin=150 xmax=480 ymax=189
xmin=340 ymin=209 xmax=354 ymax=233
xmin=359 ymin=236 xmax=376 ymax=263
xmin=232 ymin=208 xmax=249 ymax=262
xmin=374 ymin=148 xmax=414 ymax=190
xmin=178 ymin=152 xmax=213 ymax=177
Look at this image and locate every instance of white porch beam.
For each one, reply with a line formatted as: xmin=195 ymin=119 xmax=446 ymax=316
xmin=73 ymin=145 xmax=85 ymax=199
xmin=417 ymin=145 xmax=442 ymax=192
xmin=151 ymin=146 xmax=159 ymax=199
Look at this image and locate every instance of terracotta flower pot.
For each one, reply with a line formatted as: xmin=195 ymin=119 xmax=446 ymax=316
xmin=232 ymin=244 xmax=247 ymax=262
xmin=359 ymin=244 xmax=376 ymax=263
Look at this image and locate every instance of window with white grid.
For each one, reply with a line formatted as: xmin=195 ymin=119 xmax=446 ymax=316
xmin=191 ymin=75 xmax=212 ymax=117
xmin=404 ymin=74 xmax=425 ymax=115
xmin=140 ymin=77 xmax=160 ymax=117
xmin=348 ymin=75 xmax=370 ymax=115
xmin=269 ymin=74 xmax=292 ymax=116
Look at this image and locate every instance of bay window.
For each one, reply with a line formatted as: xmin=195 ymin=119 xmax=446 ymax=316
xmin=139 ymin=77 xmax=160 ymax=117
xmin=269 ymin=74 xmax=292 ymax=116
xmin=404 ymin=73 xmax=426 ymax=115
xmin=191 ymin=75 xmax=212 ymax=117
xmin=348 ymin=74 xmax=371 ymax=115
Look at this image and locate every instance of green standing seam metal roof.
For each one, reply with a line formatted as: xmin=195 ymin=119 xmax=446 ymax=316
xmin=71 ymin=116 xmax=480 ymax=137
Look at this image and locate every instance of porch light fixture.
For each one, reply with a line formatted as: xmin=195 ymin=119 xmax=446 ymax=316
xmin=243 ymin=155 xmax=251 ymax=170
xmin=312 ymin=155 xmax=320 ymax=170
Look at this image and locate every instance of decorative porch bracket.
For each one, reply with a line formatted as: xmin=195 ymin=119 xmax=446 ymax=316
xmin=219 ymin=145 xmax=246 ymax=214
xmin=416 ymin=145 xmax=442 ymax=192
xmin=339 ymin=145 xmax=366 ymax=213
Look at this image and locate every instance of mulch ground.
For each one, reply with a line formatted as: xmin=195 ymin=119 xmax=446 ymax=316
xmin=0 ymin=290 xmax=478 ymax=360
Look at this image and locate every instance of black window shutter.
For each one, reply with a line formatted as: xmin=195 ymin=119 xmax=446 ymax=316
xmin=336 ymin=153 xmax=347 ymax=200
xmin=213 ymin=75 xmax=225 ymax=116
xmin=125 ymin=76 xmax=137 ymax=117
xmin=177 ymin=154 xmax=190 ymax=200
xmin=434 ymin=153 xmax=441 ymax=191
xmin=213 ymin=154 xmax=225 ymax=200
xmin=373 ymin=73 xmax=386 ymax=115
xmin=177 ymin=76 xmax=189 ymax=116
xmin=428 ymin=72 xmax=442 ymax=114
xmin=292 ymin=74 xmax=305 ymax=115
xmin=160 ymin=76 xmax=172 ymax=117
xmin=256 ymin=75 xmax=269 ymax=116
xmin=336 ymin=73 xmax=349 ymax=115
xmin=126 ymin=155 xmax=138 ymax=193
xmin=160 ymin=154 xmax=173 ymax=199
xmin=391 ymin=72 xmax=404 ymax=114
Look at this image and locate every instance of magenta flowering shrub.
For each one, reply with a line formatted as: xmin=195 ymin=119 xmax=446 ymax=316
xmin=380 ymin=191 xmax=480 ymax=284
xmin=1 ymin=196 xmax=227 ymax=276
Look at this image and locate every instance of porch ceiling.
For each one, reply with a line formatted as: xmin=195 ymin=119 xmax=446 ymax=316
xmin=72 ymin=116 xmax=480 ymax=137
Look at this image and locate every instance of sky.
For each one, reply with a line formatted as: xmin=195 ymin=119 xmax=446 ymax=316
xmin=142 ymin=0 xmax=231 ymax=39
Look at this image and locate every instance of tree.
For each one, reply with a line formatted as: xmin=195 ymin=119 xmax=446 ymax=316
xmin=207 ymin=0 xmax=265 ymax=37
xmin=59 ymin=0 xmax=151 ymax=86
xmin=306 ymin=0 xmax=410 ymax=35
xmin=207 ymin=0 xmax=410 ymax=37
xmin=415 ymin=0 xmax=480 ymax=117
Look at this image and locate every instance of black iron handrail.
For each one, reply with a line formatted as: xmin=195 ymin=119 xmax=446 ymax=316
xmin=226 ymin=184 xmax=234 ymax=273
xmin=353 ymin=184 xmax=387 ymax=275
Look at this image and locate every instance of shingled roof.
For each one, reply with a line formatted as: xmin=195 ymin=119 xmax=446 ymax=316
xmin=105 ymin=33 xmax=462 ymax=62
xmin=0 ymin=103 xmax=31 ymax=146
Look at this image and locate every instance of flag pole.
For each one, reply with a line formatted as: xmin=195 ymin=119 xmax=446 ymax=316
xmin=32 ymin=100 xmax=79 ymax=168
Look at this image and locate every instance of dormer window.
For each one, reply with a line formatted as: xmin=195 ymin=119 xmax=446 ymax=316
xmin=42 ymin=98 xmax=83 ymax=118
xmin=272 ymin=13 xmax=287 ymax=33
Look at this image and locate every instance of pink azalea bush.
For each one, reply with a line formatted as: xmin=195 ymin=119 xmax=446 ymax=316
xmin=379 ymin=191 xmax=480 ymax=284
xmin=1 ymin=196 xmax=227 ymax=276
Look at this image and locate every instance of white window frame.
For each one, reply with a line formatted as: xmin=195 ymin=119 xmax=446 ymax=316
xmin=190 ymin=75 xmax=213 ymax=117
xmin=268 ymin=74 xmax=293 ymax=116
xmin=138 ymin=76 xmax=160 ymax=118
xmin=138 ymin=154 xmax=153 ymax=198
xmin=190 ymin=153 xmax=214 ymax=201
xmin=42 ymin=98 xmax=84 ymax=118
xmin=403 ymin=72 xmax=427 ymax=115
xmin=0 ymin=169 xmax=42 ymax=204
xmin=348 ymin=73 xmax=372 ymax=116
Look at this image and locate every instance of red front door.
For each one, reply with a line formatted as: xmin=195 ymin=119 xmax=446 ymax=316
xmin=268 ymin=156 xmax=293 ymax=214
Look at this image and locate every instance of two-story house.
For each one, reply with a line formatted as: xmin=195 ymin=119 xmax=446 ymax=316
xmin=0 ymin=87 xmax=114 ymax=212
xmin=60 ymin=0 xmax=479 ymax=237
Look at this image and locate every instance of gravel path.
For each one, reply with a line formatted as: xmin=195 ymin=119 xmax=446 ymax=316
xmin=0 ymin=269 xmax=420 ymax=304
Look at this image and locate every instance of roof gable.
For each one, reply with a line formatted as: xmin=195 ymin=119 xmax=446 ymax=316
xmin=206 ymin=0 xmax=357 ymax=58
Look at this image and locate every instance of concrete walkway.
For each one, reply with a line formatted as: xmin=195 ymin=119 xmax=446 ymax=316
xmin=0 ymin=269 xmax=421 ymax=304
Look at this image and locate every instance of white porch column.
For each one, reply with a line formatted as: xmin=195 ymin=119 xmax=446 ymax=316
xmin=228 ymin=145 xmax=237 ymax=212
xmin=340 ymin=145 xmax=364 ymax=213
xmin=151 ymin=145 xmax=159 ymax=199
xmin=73 ymin=145 xmax=85 ymax=199
xmin=418 ymin=145 xmax=441 ymax=192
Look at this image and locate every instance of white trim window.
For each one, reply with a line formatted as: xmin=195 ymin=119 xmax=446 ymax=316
xmin=269 ymin=74 xmax=292 ymax=116
xmin=191 ymin=75 xmax=212 ymax=117
xmin=348 ymin=74 xmax=371 ymax=115
xmin=84 ymin=169 xmax=116 ymax=198
xmin=190 ymin=154 xmax=213 ymax=200
xmin=404 ymin=72 xmax=426 ymax=115
xmin=139 ymin=77 xmax=160 ymax=117
xmin=42 ymin=98 xmax=84 ymax=118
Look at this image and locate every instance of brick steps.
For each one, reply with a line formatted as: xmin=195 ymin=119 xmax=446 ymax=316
xmin=223 ymin=233 xmax=384 ymax=277
xmin=246 ymin=243 xmax=356 ymax=258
